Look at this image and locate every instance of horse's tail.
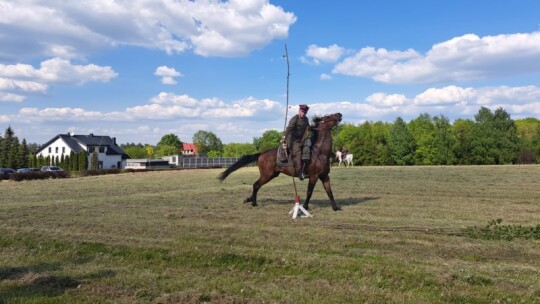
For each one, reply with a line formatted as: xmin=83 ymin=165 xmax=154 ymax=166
xmin=217 ymin=153 xmax=261 ymax=181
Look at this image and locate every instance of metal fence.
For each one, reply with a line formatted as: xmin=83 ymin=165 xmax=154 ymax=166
xmin=181 ymin=157 xmax=242 ymax=168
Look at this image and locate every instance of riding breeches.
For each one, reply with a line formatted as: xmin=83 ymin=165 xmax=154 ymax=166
xmin=290 ymin=141 xmax=303 ymax=172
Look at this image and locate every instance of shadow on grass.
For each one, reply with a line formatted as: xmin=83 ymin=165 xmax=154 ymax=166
xmin=0 ymin=261 xmax=116 ymax=302
xmin=262 ymin=196 xmax=379 ymax=209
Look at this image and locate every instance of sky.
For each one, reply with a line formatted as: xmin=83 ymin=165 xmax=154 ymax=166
xmin=1 ymin=0 xmax=540 ymax=146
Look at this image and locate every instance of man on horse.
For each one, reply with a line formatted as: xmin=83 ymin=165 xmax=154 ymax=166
xmin=284 ymin=104 xmax=311 ymax=180
xmin=342 ymin=147 xmax=348 ymax=160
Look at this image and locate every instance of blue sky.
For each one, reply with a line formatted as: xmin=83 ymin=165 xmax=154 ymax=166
xmin=1 ymin=0 xmax=540 ymax=145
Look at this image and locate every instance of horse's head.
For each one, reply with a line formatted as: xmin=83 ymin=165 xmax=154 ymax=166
xmin=313 ymin=113 xmax=342 ymax=130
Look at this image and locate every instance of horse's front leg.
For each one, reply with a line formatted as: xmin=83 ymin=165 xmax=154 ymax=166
xmin=319 ymin=174 xmax=340 ymax=211
xmin=302 ymin=177 xmax=317 ymax=210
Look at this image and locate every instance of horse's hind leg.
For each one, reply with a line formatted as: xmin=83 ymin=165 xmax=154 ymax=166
xmin=244 ymin=171 xmax=279 ymax=207
xmin=320 ymin=174 xmax=341 ymax=211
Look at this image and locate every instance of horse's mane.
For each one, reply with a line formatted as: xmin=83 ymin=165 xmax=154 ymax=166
xmin=311 ymin=115 xmax=323 ymax=127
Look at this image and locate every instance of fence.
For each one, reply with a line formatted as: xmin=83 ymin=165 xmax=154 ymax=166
xmin=181 ymin=157 xmax=242 ymax=169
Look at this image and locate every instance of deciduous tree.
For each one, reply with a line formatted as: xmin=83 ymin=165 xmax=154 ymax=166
xmin=193 ymin=130 xmax=223 ymax=156
xmin=253 ymin=130 xmax=281 ymax=152
xmin=388 ymin=117 xmax=415 ymax=165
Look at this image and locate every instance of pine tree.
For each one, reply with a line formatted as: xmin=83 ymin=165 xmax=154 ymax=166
xmin=0 ymin=134 xmax=4 ymax=167
xmin=17 ymin=139 xmax=30 ymax=168
xmin=8 ymin=137 xmax=19 ymax=169
xmin=1 ymin=127 xmax=15 ymax=167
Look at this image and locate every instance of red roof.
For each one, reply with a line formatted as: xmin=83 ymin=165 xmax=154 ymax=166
xmin=182 ymin=143 xmax=197 ymax=154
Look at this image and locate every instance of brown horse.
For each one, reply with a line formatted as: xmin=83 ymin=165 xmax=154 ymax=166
xmin=218 ymin=112 xmax=342 ymax=211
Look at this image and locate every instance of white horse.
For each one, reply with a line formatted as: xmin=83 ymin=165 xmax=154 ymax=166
xmin=335 ymin=151 xmax=354 ymax=167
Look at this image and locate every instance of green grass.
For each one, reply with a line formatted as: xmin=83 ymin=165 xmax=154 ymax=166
xmin=1 ymin=165 xmax=539 ymax=303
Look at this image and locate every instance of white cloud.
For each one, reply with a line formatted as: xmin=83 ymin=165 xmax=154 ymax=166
xmin=320 ymin=73 xmax=332 ymax=80
xmin=8 ymin=85 xmax=540 ymax=144
xmin=412 ymin=85 xmax=540 ymax=108
xmin=414 ymin=86 xmax=475 ymax=106
xmin=0 ymin=92 xmax=26 ymax=102
xmin=0 ymin=58 xmax=117 ymax=99
xmin=303 ymin=44 xmax=345 ymax=65
xmin=154 ymin=66 xmax=182 ymax=85
xmin=18 ymin=107 xmax=103 ymax=121
xmin=155 ymin=66 xmax=181 ymax=77
xmin=13 ymin=93 xmax=284 ymax=126
xmin=120 ymin=93 xmax=281 ymax=120
xmin=0 ymin=0 xmax=296 ymax=60
xmin=475 ymin=85 xmax=540 ymax=105
xmin=0 ymin=78 xmax=48 ymax=93
xmin=37 ymin=58 xmax=118 ymax=84
xmin=0 ymin=114 xmax=10 ymax=122
xmin=367 ymin=93 xmax=408 ymax=107
xmin=333 ymin=31 xmax=540 ymax=84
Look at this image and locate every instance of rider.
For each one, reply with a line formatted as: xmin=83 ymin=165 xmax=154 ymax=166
xmin=284 ymin=104 xmax=311 ymax=180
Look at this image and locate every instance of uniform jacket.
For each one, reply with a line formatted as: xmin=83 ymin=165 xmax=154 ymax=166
xmin=285 ymin=114 xmax=310 ymax=148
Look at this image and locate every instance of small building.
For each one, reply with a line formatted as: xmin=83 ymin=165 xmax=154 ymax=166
xmin=161 ymin=154 xmax=181 ymax=166
xmin=182 ymin=143 xmax=197 ymax=156
xmin=36 ymin=133 xmax=129 ymax=169
xmin=125 ymin=159 xmax=171 ymax=170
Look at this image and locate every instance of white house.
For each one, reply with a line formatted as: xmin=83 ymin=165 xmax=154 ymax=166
xmin=36 ymin=133 xmax=129 ymax=169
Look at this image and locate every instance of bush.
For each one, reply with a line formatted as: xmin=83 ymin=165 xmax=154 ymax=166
xmin=10 ymin=171 xmax=70 ymax=181
xmin=463 ymin=219 xmax=540 ymax=240
xmin=79 ymin=169 xmax=121 ymax=177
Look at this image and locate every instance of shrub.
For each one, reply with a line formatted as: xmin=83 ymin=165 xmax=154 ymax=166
xmin=79 ymin=169 xmax=121 ymax=177
xmin=10 ymin=171 xmax=70 ymax=181
xmin=463 ymin=219 xmax=540 ymax=240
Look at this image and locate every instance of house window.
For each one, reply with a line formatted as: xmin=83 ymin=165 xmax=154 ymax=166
xmin=99 ymin=146 xmax=105 ymax=153
xmin=88 ymin=147 xmax=94 ymax=153
xmin=48 ymin=147 xmax=51 ymax=153
xmin=55 ymin=147 xmax=58 ymax=153
xmin=62 ymin=147 xmax=65 ymax=153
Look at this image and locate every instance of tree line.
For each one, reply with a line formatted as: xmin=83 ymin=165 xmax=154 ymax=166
xmin=121 ymin=106 xmax=540 ymax=166
xmin=3 ymin=106 xmax=540 ymax=169
xmin=333 ymin=107 xmax=540 ymax=166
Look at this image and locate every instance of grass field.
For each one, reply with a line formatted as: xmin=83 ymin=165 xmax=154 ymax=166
xmin=1 ymin=165 xmax=539 ymax=303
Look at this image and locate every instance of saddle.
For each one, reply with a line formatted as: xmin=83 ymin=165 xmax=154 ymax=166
xmin=276 ymin=139 xmax=312 ymax=167
xmin=276 ymin=141 xmax=291 ymax=166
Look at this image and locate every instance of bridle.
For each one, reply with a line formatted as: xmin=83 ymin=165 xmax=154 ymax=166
xmin=313 ymin=114 xmax=341 ymax=131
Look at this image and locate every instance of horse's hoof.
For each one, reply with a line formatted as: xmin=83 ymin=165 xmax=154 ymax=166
xmin=333 ymin=207 xmax=342 ymax=211
xmin=302 ymin=205 xmax=309 ymax=210
xmin=243 ymin=198 xmax=250 ymax=204
xmin=252 ymin=202 xmax=258 ymax=207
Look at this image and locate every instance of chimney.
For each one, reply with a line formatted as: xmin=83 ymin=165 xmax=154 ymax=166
xmin=112 ymin=137 xmax=116 ymax=145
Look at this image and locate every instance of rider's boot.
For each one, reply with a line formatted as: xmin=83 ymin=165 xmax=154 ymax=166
xmin=300 ymin=161 xmax=308 ymax=180
xmin=294 ymin=158 xmax=304 ymax=180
